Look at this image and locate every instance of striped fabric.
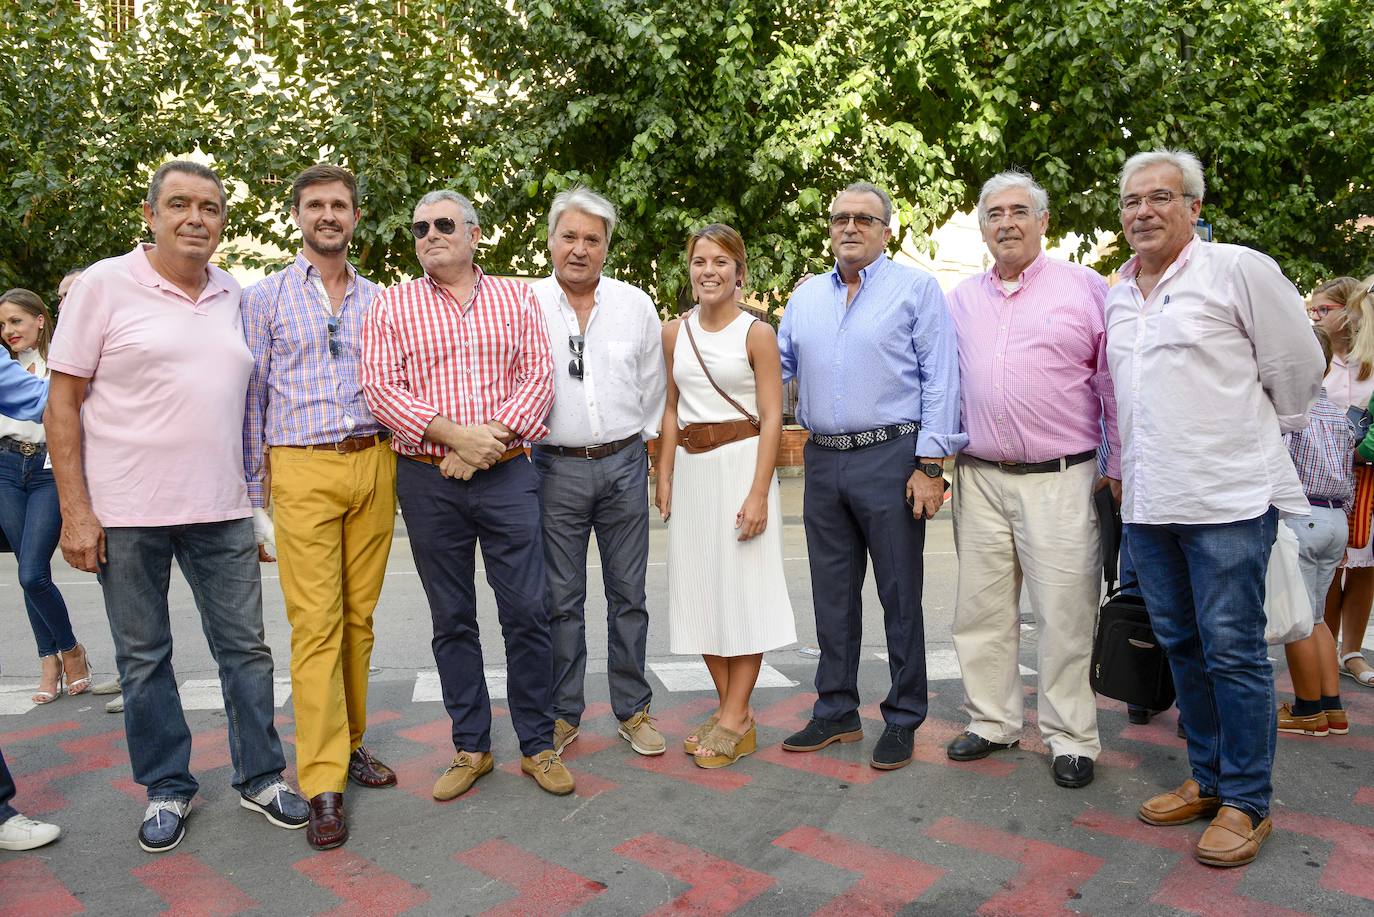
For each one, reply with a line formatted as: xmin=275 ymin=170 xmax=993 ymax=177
xmin=241 ymin=254 xmax=384 ymax=507
xmin=361 ymin=267 xmax=554 ymax=455
xmin=1285 ymin=390 xmax=1356 ymax=507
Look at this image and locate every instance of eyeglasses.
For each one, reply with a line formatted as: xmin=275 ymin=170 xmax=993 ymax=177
xmin=1308 ymin=305 xmax=1338 ymax=319
xmin=984 ymin=205 xmax=1042 ymax=226
xmin=1119 ymin=189 xmax=1195 ymax=214
xmin=326 ymin=314 xmax=340 ymax=358
xmin=568 ymin=334 xmax=584 ymax=380
xmin=410 ymin=217 xmax=474 ymax=239
xmin=829 ymin=212 xmax=886 ymax=230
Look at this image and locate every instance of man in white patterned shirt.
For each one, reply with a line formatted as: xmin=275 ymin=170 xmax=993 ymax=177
xmin=531 ymin=188 xmax=667 ymax=757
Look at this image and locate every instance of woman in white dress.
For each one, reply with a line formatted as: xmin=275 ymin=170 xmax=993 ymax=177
xmin=655 ymin=223 xmax=796 ymax=769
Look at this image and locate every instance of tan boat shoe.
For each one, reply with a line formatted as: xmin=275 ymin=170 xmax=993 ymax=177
xmin=1138 ymin=778 xmax=1222 ymax=826
xmin=619 ymin=707 xmax=666 ymax=756
xmin=1195 ymin=806 xmax=1272 ymax=867
xmin=432 ymin=751 xmax=493 ymax=801
xmin=1325 ymin=707 xmax=1349 ymax=734
xmin=521 ymin=749 xmax=575 ymax=795
xmin=1276 ymin=703 xmax=1328 ymax=737
xmin=553 ymin=718 xmax=579 ymax=754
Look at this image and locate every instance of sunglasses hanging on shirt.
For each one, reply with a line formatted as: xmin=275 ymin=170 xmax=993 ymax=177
xmin=568 ymin=334 xmax=584 ymax=380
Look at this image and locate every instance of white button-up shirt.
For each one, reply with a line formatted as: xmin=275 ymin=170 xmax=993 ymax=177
xmin=1104 ymin=238 xmax=1324 ymax=525
xmin=532 ymin=274 xmax=666 ymax=447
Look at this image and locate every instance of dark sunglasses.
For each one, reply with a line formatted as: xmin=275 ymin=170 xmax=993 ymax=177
xmin=410 ymin=217 xmax=471 ymax=239
xmin=326 ymin=314 xmax=340 ymax=358
xmin=568 ymin=334 xmax=584 ymax=380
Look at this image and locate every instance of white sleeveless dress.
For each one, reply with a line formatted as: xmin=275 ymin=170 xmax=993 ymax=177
xmin=667 ymin=311 xmax=797 ymax=656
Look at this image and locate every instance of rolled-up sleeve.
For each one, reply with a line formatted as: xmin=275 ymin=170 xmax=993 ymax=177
xmin=1233 ymin=250 xmax=1324 ymax=434
xmin=912 ymin=277 xmax=967 ymax=457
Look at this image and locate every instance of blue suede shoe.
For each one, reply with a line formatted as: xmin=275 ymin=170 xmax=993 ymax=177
xmin=240 ymin=780 xmax=309 ymax=829
xmin=139 ymin=799 xmax=190 ymax=853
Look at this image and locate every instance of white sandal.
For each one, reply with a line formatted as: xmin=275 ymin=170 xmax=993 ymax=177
xmin=1339 ymin=652 xmax=1374 ymax=687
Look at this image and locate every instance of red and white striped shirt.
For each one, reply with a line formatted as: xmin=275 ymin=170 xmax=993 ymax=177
xmin=361 ymin=266 xmax=554 ymax=456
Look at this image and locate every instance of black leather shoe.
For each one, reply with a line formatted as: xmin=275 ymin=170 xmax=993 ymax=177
xmin=946 ymin=731 xmax=1019 ymax=761
xmin=1052 ymin=754 xmax=1094 ymax=788
xmin=1176 ymin=721 xmax=1187 ymax=739
xmin=306 ymin=792 xmax=348 ymax=850
xmin=782 ymin=715 xmax=863 ymax=752
xmin=870 ymin=725 xmax=915 ymax=770
xmin=348 ymin=746 xmax=397 ymax=788
xmin=1127 ymin=705 xmax=1153 ymax=725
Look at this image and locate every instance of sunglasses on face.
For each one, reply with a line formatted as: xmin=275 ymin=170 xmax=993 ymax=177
xmin=326 ymin=314 xmax=340 ymax=358
xmin=568 ymin=334 xmax=584 ymax=380
xmin=410 ymin=217 xmax=472 ymax=239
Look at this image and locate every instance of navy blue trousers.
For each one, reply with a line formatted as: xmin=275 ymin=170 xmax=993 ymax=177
xmin=397 ymin=456 xmax=554 ymax=757
xmin=0 ymin=745 xmax=16 ymax=823
xmin=802 ymin=434 xmax=928 ymax=730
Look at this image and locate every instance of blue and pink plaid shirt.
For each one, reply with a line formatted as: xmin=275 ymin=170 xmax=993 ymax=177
xmin=241 ymin=253 xmax=385 ymax=507
xmin=1285 ymin=388 xmax=1355 ymax=507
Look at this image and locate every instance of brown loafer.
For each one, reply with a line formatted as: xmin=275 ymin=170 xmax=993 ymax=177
xmin=1195 ymin=806 xmax=1272 ymax=867
xmin=1138 ymin=778 xmax=1222 ymax=826
xmin=348 ymin=746 xmax=397 ymax=788
xmin=306 ymin=792 xmax=348 ymax=850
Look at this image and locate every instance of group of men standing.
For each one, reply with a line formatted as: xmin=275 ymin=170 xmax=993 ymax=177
xmin=36 ymin=147 xmax=1319 ymax=871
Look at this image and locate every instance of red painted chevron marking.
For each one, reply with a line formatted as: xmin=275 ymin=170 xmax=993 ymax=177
xmin=626 ymin=741 xmax=752 ymax=791
xmin=454 ymin=839 xmax=607 ymax=916
xmin=0 ymin=857 xmax=84 ymax=917
xmin=16 ymin=727 xmax=125 ymax=815
xmin=1073 ymin=809 xmax=1311 ymax=916
xmin=293 ymin=849 xmax=430 ymax=917
xmin=497 ymin=756 xmax=618 ymax=797
xmin=910 ymin=716 xmax=1019 ymax=776
xmin=753 ymin=692 xmax=813 ymax=730
xmin=132 ymin=853 xmax=257 ymax=916
xmin=1276 ymin=810 xmax=1374 ymax=901
xmin=1022 ymin=708 xmax=1140 ymax=769
xmin=614 ymin=832 xmax=775 ymax=915
xmin=1354 ymin=787 xmax=1374 ymax=808
xmin=0 ymin=720 xmax=81 ymax=744
xmin=188 ymin=727 xmax=232 ymax=772
xmin=392 ymin=718 xmax=481 ymax=802
xmin=1119 ymin=716 xmax=1187 ymax=749
xmin=755 ymin=743 xmax=884 ymax=784
xmin=927 ymin=816 xmax=1103 ymax=915
xmin=773 ymin=825 xmax=943 ymax=915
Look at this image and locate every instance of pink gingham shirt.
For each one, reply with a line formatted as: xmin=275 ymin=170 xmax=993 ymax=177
xmin=947 ymin=253 xmax=1120 ymax=477
xmin=361 ymin=266 xmax=554 ymax=456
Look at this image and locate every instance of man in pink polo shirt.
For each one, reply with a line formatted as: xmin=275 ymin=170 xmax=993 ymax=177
xmin=45 ymin=161 xmax=308 ymax=854
xmin=944 ymin=170 xmax=1119 ymax=790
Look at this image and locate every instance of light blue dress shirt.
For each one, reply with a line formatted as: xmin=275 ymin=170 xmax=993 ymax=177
xmin=778 ymin=254 xmax=966 ymax=457
xmin=0 ymin=359 xmax=48 ymax=422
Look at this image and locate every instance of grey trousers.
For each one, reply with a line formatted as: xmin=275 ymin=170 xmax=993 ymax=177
xmin=533 ymin=442 xmax=654 ymax=724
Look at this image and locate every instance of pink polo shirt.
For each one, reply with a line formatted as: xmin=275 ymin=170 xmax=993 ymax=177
xmin=47 ymin=244 xmax=254 ymax=526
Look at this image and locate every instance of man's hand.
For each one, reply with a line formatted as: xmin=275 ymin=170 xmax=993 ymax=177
xmin=439 ymin=451 xmax=478 ymax=481
xmin=905 ymin=468 xmax=945 ymax=519
xmin=252 ymin=507 xmax=277 ymax=563
xmin=60 ymin=506 xmax=106 ymax=573
xmin=451 ymin=424 xmax=505 ymax=469
xmin=1094 ymin=476 xmax=1122 ymax=503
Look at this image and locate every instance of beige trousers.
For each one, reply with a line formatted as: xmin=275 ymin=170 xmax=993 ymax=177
xmin=951 ymin=456 xmax=1102 ymax=758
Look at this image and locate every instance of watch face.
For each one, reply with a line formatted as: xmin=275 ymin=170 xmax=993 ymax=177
xmin=922 ymin=462 xmax=943 ymax=478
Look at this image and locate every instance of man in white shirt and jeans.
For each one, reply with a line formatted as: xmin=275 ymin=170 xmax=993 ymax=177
xmin=531 ymin=188 xmax=667 ymax=757
xmin=1105 ymin=149 xmax=1323 ymax=868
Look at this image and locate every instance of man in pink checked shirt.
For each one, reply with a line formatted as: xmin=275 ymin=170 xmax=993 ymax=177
xmin=361 ymin=190 xmax=574 ymax=800
xmin=944 ymin=170 xmax=1119 ymax=791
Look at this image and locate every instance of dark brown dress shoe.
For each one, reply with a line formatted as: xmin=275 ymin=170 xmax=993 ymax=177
xmin=306 ymin=793 xmax=348 ymax=850
xmin=348 ymin=746 xmax=397 ymax=788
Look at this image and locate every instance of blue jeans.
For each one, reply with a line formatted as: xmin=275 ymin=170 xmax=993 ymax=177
xmin=0 ymin=446 xmax=77 ymax=657
xmin=0 ymin=745 xmax=17 ymax=824
xmin=1126 ymin=509 xmax=1279 ymax=822
xmin=98 ymin=519 xmax=286 ymax=802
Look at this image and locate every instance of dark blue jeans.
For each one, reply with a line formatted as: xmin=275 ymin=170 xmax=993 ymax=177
xmin=534 ymin=442 xmax=653 ymax=725
xmin=0 ymin=446 xmax=77 ymax=657
xmin=802 ymin=434 xmax=928 ymax=730
xmin=397 ymin=455 xmax=554 ymax=757
xmin=99 ymin=519 xmax=287 ymax=803
xmin=1126 ymin=509 xmax=1279 ymax=822
xmin=0 ymin=745 xmax=17 ymax=824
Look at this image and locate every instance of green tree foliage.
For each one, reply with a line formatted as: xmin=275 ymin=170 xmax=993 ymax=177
xmin=0 ymin=0 xmax=1369 ymax=305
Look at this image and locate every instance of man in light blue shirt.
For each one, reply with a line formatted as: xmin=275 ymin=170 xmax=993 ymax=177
xmin=777 ymin=181 xmax=965 ymax=770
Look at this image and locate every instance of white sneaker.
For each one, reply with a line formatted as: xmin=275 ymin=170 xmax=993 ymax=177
xmin=0 ymin=813 xmax=61 ymax=850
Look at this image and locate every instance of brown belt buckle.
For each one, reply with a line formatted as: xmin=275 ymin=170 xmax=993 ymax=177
xmin=18 ymin=442 xmax=38 ymax=456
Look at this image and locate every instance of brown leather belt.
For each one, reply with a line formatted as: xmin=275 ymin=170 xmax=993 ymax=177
xmin=965 ymin=449 xmax=1096 ymax=475
xmin=276 ymin=432 xmax=390 ymax=455
xmin=679 ymin=420 xmax=759 ymax=454
xmin=535 ymin=434 xmax=641 ymax=460
xmin=408 ymin=446 xmax=526 ymax=468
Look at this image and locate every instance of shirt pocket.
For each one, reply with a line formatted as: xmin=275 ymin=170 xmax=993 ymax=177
xmin=1148 ymin=307 xmax=1202 ymax=350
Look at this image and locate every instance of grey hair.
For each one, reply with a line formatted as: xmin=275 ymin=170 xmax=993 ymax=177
xmin=147 ymin=160 xmax=227 ymax=211
xmin=976 ymin=170 xmax=1049 ymax=226
xmin=414 ymin=189 xmax=479 ymax=227
xmin=833 ymin=181 xmax=892 ymax=224
xmin=547 ymin=187 xmax=617 ymax=241
xmin=1119 ymin=149 xmax=1207 ymax=203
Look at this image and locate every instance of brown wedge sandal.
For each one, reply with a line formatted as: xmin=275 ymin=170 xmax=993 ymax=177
xmin=683 ymin=715 xmax=720 ymax=755
xmin=693 ymin=722 xmax=757 ymax=769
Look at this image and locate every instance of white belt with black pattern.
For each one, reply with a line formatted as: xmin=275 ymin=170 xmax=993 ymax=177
xmin=808 ymin=422 xmax=920 ymax=451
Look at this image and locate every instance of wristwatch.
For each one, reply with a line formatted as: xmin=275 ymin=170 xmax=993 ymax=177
xmin=917 ymin=461 xmax=943 ymax=479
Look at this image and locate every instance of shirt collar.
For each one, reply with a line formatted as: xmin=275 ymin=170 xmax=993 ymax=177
xmin=291 ymin=252 xmax=357 ymax=289
xmin=128 ymin=243 xmax=230 ymax=302
xmin=1121 ymin=236 xmax=1200 ymax=284
xmin=829 ymin=252 xmax=890 ymax=286
xmin=553 ymin=275 xmax=603 ymax=310
xmin=983 ymin=251 xmax=1048 ymax=295
xmin=423 ymin=264 xmax=485 ymax=301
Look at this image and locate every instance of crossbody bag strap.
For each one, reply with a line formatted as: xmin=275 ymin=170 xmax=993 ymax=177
xmin=682 ymin=316 xmax=760 ymax=428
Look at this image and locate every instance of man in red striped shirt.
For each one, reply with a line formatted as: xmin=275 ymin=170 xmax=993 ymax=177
xmin=361 ymin=190 xmax=574 ymax=799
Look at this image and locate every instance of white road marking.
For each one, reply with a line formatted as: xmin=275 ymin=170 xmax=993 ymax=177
xmin=179 ymin=676 xmax=293 ymax=711
xmin=648 ymin=660 xmax=798 ymax=692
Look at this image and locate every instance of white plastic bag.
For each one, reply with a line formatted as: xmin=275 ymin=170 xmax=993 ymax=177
xmin=1265 ymin=521 xmax=1313 ymax=645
